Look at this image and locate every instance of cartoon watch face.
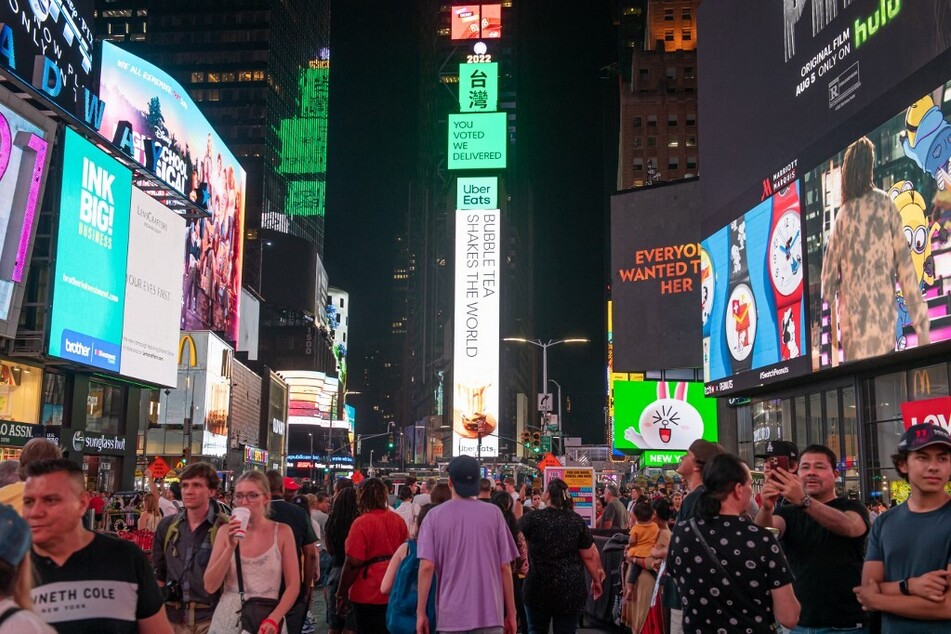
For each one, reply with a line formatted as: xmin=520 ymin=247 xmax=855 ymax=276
xmin=769 ymin=209 xmax=803 ymax=297
xmin=726 ymin=282 xmax=756 ymax=362
xmin=700 ymin=247 xmax=714 ymax=326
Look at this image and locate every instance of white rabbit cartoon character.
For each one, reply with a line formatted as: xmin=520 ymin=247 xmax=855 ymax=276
xmin=623 ymin=382 xmax=705 ymax=450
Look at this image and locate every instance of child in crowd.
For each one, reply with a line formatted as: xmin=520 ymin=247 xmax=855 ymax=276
xmin=625 ymin=501 xmax=660 ymax=597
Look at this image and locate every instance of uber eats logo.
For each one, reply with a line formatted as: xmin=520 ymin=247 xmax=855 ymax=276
xmin=79 ymin=157 xmax=116 ymax=250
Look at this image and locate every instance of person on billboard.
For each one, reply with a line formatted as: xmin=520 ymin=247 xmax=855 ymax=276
xmin=820 ymin=137 xmax=929 ymax=364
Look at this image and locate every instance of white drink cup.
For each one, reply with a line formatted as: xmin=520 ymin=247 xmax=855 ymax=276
xmin=231 ymin=507 xmax=251 ymax=540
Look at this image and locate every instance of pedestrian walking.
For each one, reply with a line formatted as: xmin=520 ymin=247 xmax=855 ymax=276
xmin=325 ymin=486 xmax=359 ymax=634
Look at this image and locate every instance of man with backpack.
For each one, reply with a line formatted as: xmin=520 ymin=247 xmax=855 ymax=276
xmin=152 ymin=463 xmax=229 ymax=634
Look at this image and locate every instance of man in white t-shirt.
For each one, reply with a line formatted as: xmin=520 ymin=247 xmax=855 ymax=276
xmin=414 ymin=478 xmax=436 ymax=507
xmin=394 ymin=486 xmax=419 ymax=533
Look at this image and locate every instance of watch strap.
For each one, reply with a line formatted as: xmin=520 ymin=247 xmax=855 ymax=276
xmin=900 ymin=578 xmax=911 ymax=596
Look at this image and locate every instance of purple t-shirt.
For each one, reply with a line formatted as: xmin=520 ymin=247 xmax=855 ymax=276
xmin=417 ymin=497 xmax=519 ymax=631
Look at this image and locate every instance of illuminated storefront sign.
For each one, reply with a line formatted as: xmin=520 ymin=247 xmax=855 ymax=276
xmin=244 ymin=446 xmax=269 ymax=464
xmin=448 ymin=112 xmax=506 ymax=170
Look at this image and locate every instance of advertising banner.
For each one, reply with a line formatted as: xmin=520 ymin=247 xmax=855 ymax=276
xmin=452 ymin=209 xmax=500 ymax=458
xmin=806 ymin=78 xmax=951 ymax=372
xmin=900 ymin=396 xmax=951 ymax=431
xmin=457 ymin=177 xmax=498 ymax=210
xmin=450 ymin=4 xmax=502 ymax=40
xmin=49 ymin=128 xmax=132 ymax=372
xmin=703 ymin=183 xmax=811 ymax=395
xmin=611 ymin=179 xmax=703 ymax=370
xmin=459 ymin=63 xmax=498 ymax=113
xmin=0 ymin=93 xmax=55 ymax=338
xmin=612 ymin=380 xmax=718 ymax=454
xmin=98 ymin=42 xmax=245 ymax=342
xmin=448 ymin=112 xmax=506 ymax=170
xmin=0 ymin=1 xmax=98 ymax=122
xmin=698 ymin=0 xmax=951 ymax=228
xmin=121 ymin=188 xmax=184 ymax=386
xmin=543 ymin=466 xmax=596 ymax=528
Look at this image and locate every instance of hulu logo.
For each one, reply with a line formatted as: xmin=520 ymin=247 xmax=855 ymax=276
xmin=854 ymin=0 xmax=901 ymax=48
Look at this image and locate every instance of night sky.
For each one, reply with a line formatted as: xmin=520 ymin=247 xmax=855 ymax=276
xmin=324 ymin=3 xmax=616 ymax=444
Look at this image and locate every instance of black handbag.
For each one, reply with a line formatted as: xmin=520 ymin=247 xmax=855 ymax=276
xmin=235 ymin=544 xmax=282 ymax=632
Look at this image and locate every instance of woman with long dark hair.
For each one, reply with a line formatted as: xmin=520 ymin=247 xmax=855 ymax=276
xmin=520 ymin=478 xmax=605 ymax=634
xmin=820 ymin=136 xmax=929 ymax=362
xmin=667 ymin=454 xmax=799 ymax=633
xmin=491 ymin=490 xmax=529 ymax=632
xmin=325 ymin=486 xmax=359 ymax=634
xmin=335 ymin=478 xmax=409 ymax=633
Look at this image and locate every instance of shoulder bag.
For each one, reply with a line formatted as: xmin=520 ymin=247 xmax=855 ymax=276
xmin=688 ymin=518 xmax=778 ymax=632
xmin=234 ymin=544 xmax=282 ymax=633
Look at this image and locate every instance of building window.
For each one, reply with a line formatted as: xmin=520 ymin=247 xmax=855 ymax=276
xmin=682 ymin=28 xmax=692 ymax=41
xmin=86 ymin=381 xmax=126 ymax=435
xmin=633 ymin=116 xmax=642 ymax=128
xmin=686 ymin=136 xmax=697 ymax=147
xmin=633 ymin=137 xmax=643 ymax=149
xmin=668 ymin=136 xmax=679 ymax=148
xmin=682 ymin=7 xmax=692 ymax=21
xmin=668 ymin=157 xmax=679 ymax=170
xmin=647 ymin=115 xmax=657 ymax=127
xmin=191 ymin=72 xmax=206 ymax=83
xmin=665 ymin=29 xmax=674 ymax=42
xmin=686 ymin=113 xmax=697 ymax=126
xmin=664 ymin=8 xmax=674 ymax=20
xmin=687 ymin=156 xmax=697 ymax=169
xmin=647 ymin=136 xmax=657 ymax=148
xmin=667 ymin=115 xmax=678 ymax=127
xmin=684 ymin=66 xmax=696 ymax=80
xmin=666 ymin=67 xmax=676 ymax=81
xmin=638 ymin=68 xmax=649 ymax=82
xmin=633 ymin=158 xmax=643 ymax=172
xmin=207 ymin=72 xmax=221 ymax=83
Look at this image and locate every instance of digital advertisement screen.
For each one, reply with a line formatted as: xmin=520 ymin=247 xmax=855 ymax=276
xmin=0 ymin=93 xmax=55 ymax=339
xmin=448 ymin=112 xmax=506 ymax=170
xmin=49 ymin=128 xmax=132 ymax=372
xmin=806 ymin=77 xmax=951 ymax=371
xmin=98 ymin=42 xmax=245 ymax=342
xmin=698 ymin=1 xmax=951 ymax=230
xmin=0 ymin=1 xmax=97 ymax=121
xmin=459 ymin=62 xmax=498 ymax=113
xmin=450 ymin=4 xmax=502 ymax=40
xmin=612 ymin=380 xmax=718 ymax=455
xmin=457 ymin=177 xmax=498 ymax=210
xmin=121 ymin=188 xmax=184 ymax=386
xmin=452 ymin=209 xmax=500 ymax=458
xmin=611 ymin=179 xmax=702 ymax=371
xmin=703 ymin=183 xmax=810 ymax=394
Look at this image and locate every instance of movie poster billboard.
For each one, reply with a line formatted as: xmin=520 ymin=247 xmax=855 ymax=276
xmin=452 ymin=209 xmax=500 ymax=458
xmin=612 ymin=380 xmax=718 ymax=455
xmin=0 ymin=1 xmax=98 ymax=122
xmin=702 ymin=183 xmax=811 ymax=395
xmin=48 ymin=128 xmax=132 ymax=372
xmin=0 ymin=92 xmax=56 ymax=338
xmin=97 ymin=42 xmax=245 ymax=342
xmin=807 ymin=77 xmax=951 ymax=371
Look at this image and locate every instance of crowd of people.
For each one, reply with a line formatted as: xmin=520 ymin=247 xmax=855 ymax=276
xmin=0 ymin=420 xmax=947 ymax=633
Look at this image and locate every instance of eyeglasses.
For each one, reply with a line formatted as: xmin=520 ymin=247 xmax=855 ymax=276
xmin=234 ymin=493 xmax=263 ymax=502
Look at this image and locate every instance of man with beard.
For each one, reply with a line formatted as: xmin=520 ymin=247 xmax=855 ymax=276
xmin=756 ymin=444 xmax=869 ymax=633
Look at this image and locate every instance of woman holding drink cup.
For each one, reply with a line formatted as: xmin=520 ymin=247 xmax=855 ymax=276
xmin=205 ymin=470 xmax=300 ymax=633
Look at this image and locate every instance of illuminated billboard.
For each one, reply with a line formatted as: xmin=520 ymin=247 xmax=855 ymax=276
xmin=122 ymin=188 xmax=185 ymax=386
xmin=448 ymin=112 xmax=506 ymax=170
xmin=459 ymin=63 xmax=498 ymax=113
xmin=457 ymin=177 xmax=498 ymax=210
xmin=0 ymin=92 xmax=55 ymax=339
xmin=807 ymin=78 xmax=951 ymax=371
xmin=98 ymin=42 xmax=245 ymax=342
xmin=280 ymin=370 xmax=341 ymax=425
xmin=0 ymin=1 xmax=99 ymax=123
xmin=612 ymin=380 xmax=718 ymax=455
xmin=49 ymin=128 xmax=132 ymax=373
xmin=450 ymin=4 xmax=502 ymax=40
xmin=703 ymin=183 xmax=809 ymax=394
xmin=452 ymin=209 xmax=500 ymax=458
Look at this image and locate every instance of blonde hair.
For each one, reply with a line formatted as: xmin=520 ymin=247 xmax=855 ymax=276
xmin=235 ymin=470 xmax=271 ymax=517
xmin=142 ymin=492 xmax=159 ymax=515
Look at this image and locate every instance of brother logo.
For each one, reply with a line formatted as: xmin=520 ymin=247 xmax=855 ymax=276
xmin=64 ymin=338 xmax=91 ymax=357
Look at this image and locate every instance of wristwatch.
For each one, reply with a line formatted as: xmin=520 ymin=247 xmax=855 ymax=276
xmin=767 ymin=185 xmax=804 ymax=361
xmin=797 ymin=494 xmax=812 ymax=509
xmin=900 ymin=578 xmax=911 ymax=596
xmin=725 ymin=217 xmax=756 ymax=373
xmin=700 ymin=245 xmax=715 ymax=381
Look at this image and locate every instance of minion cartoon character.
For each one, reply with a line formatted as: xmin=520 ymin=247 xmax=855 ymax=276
xmin=895 ymin=290 xmax=910 ymax=350
xmin=900 ymin=96 xmax=951 ymax=190
xmin=887 ymin=180 xmax=942 ymax=290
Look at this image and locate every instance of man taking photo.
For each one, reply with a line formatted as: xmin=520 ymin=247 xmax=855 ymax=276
xmin=756 ymin=444 xmax=869 ymax=633
xmin=152 ymin=462 xmax=230 ymax=633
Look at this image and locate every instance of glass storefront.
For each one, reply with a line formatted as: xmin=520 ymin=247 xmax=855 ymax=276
xmin=0 ymin=360 xmax=42 ymax=424
xmin=86 ymin=381 xmax=126 ymax=435
xmin=83 ymin=454 xmax=122 ymax=493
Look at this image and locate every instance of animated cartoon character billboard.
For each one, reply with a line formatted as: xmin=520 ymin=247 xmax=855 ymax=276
xmin=612 ymin=380 xmax=717 ymax=454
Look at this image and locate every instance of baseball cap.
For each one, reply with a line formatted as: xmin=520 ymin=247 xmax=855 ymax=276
xmin=284 ymin=477 xmax=301 ymax=491
xmin=447 ymin=455 xmax=481 ymax=497
xmin=0 ymin=503 xmax=31 ymax=567
xmin=688 ymin=439 xmax=726 ymax=465
xmin=761 ymin=440 xmax=799 ymax=462
xmin=898 ymin=424 xmax=951 ymax=452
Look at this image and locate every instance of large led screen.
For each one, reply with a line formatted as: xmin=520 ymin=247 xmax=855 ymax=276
xmin=122 ymin=188 xmax=184 ymax=386
xmin=0 ymin=92 xmax=55 ymax=339
xmin=453 ymin=209 xmax=500 ymax=458
xmin=98 ymin=42 xmax=245 ymax=342
xmin=611 ymin=179 xmax=702 ymax=370
xmin=0 ymin=1 xmax=97 ymax=121
xmin=703 ymin=183 xmax=810 ymax=394
xmin=450 ymin=4 xmax=502 ymax=40
xmin=612 ymin=380 xmax=718 ymax=455
xmin=49 ymin=128 xmax=132 ymax=373
xmin=698 ymin=0 xmax=951 ymax=229
xmin=807 ymin=78 xmax=951 ymax=371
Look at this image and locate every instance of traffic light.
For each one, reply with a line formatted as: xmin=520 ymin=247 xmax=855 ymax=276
xmin=520 ymin=430 xmax=531 ymax=447
xmin=181 ymin=448 xmax=189 ymax=465
xmin=388 ymin=432 xmax=395 ymax=449
xmin=531 ymin=432 xmax=541 ymax=453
